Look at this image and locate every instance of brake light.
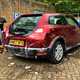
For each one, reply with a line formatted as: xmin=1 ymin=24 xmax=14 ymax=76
xmin=6 ymin=32 xmax=9 ymax=37
xmin=35 ymin=28 xmax=43 ymax=33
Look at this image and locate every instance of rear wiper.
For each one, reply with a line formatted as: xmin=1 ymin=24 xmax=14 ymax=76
xmin=15 ymin=28 xmax=28 ymax=32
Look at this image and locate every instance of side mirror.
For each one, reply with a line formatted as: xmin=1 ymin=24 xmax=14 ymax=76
xmin=77 ymin=19 xmax=80 ymax=27
xmin=77 ymin=22 xmax=80 ymax=28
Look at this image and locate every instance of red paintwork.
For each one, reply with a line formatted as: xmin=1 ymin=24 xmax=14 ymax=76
xmin=4 ymin=13 xmax=80 ymax=56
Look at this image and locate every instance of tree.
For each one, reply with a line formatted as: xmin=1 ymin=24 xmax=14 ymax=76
xmin=34 ymin=0 xmax=80 ymax=15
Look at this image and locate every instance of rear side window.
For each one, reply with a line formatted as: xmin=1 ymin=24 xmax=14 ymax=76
xmin=49 ymin=16 xmax=67 ymax=25
xmin=65 ymin=17 xmax=78 ymax=26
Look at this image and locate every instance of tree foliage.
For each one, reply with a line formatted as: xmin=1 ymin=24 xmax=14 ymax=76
xmin=35 ymin=0 xmax=80 ymax=14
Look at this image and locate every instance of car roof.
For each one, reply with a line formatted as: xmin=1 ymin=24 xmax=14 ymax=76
xmin=21 ymin=13 xmax=63 ymax=16
xmin=19 ymin=13 xmax=74 ymax=19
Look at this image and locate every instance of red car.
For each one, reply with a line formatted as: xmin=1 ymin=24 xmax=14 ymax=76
xmin=4 ymin=13 xmax=80 ymax=64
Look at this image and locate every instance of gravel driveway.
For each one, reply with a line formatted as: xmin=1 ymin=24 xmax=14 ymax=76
xmin=0 ymin=47 xmax=80 ymax=80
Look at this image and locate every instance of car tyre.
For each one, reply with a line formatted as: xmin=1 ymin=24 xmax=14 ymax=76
xmin=48 ymin=41 xmax=65 ymax=64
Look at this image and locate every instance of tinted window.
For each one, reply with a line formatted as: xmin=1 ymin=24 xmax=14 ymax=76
xmin=9 ymin=15 xmax=42 ymax=35
xmin=49 ymin=16 xmax=67 ymax=25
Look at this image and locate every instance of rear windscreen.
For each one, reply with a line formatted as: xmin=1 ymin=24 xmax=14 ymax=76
xmin=9 ymin=14 xmax=42 ymax=35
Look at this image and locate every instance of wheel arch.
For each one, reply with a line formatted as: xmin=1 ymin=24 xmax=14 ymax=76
xmin=48 ymin=36 xmax=66 ymax=64
xmin=48 ymin=36 xmax=66 ymax=49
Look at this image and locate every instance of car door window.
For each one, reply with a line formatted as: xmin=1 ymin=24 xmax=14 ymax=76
xmin=49 ymin=16 xmax=67 ymax=25
xmin=65 ymin=17 xmax=78 ymax=26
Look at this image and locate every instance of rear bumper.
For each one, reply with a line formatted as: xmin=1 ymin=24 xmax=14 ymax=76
xmin=5 ymin=45 xmax=48 ymax=57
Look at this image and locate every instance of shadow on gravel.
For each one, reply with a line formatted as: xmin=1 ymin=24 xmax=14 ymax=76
xmin=15 ymin=56 xmax=50 ymax=64
xmin=14 ymin=56 xmax=64 ymax=73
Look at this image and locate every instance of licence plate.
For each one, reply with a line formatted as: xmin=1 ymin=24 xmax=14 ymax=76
xmin=9 ymin=40 xmax=24 ymax=46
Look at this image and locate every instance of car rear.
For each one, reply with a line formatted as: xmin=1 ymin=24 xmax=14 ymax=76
xmin=5 ymin=14 xmax=48 ymax=57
